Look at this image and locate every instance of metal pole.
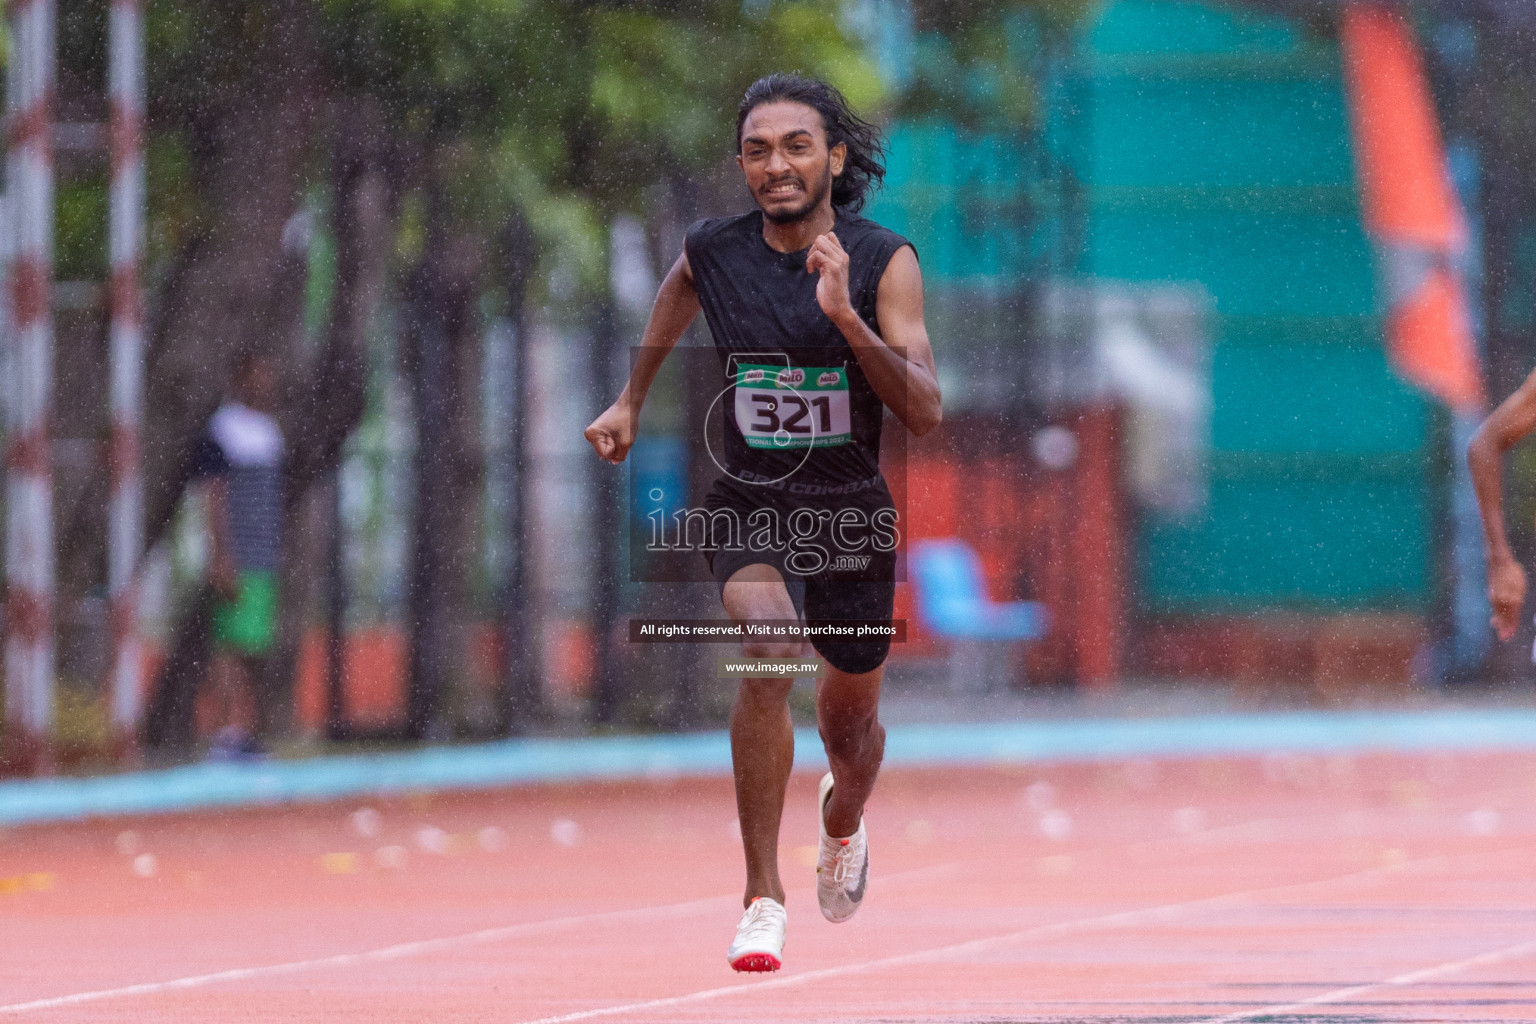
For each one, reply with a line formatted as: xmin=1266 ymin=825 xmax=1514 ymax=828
xmin=324 ymin=472 xmax=347 ymax=740
xmin=107 ymin=0 xmax=145 ymax=744
xmin=496 ymin=214 xmax=540 ymax=733
xmin=4 ymin=0 xmax=56 ymax=765
xmin=405 ymin=256 xmax=449 ymax=742
xmin=588 ymin=293 xmax=622 ymax=725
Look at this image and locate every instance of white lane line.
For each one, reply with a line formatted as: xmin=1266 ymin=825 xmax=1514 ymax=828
xmin=0 ymin=860 xmax=963 ymax=1016
xmin=0 ymin=818 xmax=1521 ymax=1018
xmin=0 ymin=816 xmax=1270 ymax=1018
xmin=0 ymin=895 xmax=736 ymax=1015
xmin=1198 ymin=936 xmax=1536 ymax=1023
xmin=509 ymin=850 xmax=1499 ymax=1024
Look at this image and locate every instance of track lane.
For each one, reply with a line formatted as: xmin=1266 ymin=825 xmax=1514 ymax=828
xmin=3 ymin=754 xmax=1534 ymax=1022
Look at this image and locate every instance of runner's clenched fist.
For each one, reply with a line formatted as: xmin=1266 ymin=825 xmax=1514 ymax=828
xmin=806 ymin=231 xmax=853 ymax=325
xmin=584 ymin=400 xmax=636 ymax=464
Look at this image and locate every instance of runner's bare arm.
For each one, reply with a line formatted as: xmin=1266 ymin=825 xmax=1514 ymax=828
xmin=584 ymin=250 xmax=701 ymax=464
xmin=1467 ymin=369 xmax=1536 ymax=640
xmin=806 ymin=235 xmax=941 ymax=436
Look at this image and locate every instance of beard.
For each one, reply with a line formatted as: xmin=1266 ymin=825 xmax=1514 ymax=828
xmin=758 ymin=159 xmax=832 ymax=224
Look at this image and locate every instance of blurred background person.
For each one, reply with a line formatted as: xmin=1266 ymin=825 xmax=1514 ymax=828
xmin=190 ymin=351 xmax=286 ymax=759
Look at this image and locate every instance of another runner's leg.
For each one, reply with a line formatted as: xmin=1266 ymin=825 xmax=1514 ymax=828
xmin=723 ymin=563 xmax=802 ymax=907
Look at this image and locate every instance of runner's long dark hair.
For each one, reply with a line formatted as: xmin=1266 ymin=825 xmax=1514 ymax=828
xmin=736 ymin=73 xmax=886 ymax=214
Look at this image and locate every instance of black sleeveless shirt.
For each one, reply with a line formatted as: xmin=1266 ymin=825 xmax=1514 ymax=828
xmin=685 ymin=209 xmax=912 ymax=492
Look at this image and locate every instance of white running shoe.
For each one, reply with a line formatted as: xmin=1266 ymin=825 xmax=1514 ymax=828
xmin=816 ymin=771 xmax=868 ymax=923
xmin=727 ymin=896 xmax=787 ymax=972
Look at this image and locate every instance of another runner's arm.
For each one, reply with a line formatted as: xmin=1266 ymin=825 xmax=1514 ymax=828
xmin=584 ymin=250 xmax=701 ymax=464
xmin=1467 ymin=369 xmax=1536 ymax=640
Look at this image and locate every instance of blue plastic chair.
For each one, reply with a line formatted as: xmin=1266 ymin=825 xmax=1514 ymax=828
xmin=909 ymin=538 xmax=1049 ymax=691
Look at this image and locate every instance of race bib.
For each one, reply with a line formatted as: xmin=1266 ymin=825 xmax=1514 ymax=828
xmin=732 ymin=363 xmax=851 ymax=449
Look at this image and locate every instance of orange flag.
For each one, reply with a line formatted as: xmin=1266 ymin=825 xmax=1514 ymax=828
xmin=1340 ymin=2 xmax=1484 ymax=412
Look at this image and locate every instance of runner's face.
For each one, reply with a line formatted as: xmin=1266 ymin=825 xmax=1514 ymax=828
xmin=737 ymin=101 xmax=846 ymax=225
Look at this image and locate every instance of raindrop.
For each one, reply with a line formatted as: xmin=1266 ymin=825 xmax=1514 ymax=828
xmin=1023 ymin=781 xmax=1056 ymax=812
xmin=132 ymin=853 xmax=157 ymax=878
xmin=374 ymin=845 xmax=408 ymax=870
xmin=350 ymin=807 xmax=382 ymax=839
xmin=1032 ymin=425 xmax=1078 ymax=470
xmin=1039 ymin=809 xmax=1072 ymax=841
xmin=550 ymin=818 xmax=583 ymax=847
xmin=415 ymin=826 xmax=449 ymax=854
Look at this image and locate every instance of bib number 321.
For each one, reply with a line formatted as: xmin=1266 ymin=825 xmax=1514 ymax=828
xmin=733 ymin=364 xmax=851 ymax=449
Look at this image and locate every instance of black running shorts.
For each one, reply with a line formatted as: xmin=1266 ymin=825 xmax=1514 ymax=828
xmin=702 ymin=478 xmax=897 ymax=675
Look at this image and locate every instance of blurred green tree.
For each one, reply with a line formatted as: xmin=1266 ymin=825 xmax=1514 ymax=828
xmin=117 ymin=0 xmax=883 ymax=543
xmin=74 ymin=0 xmax=882 ymax=738
xmin=50 ymin=0 xmax=1107 ymax=738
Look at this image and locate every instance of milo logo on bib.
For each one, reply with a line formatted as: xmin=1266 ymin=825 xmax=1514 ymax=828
xmin=733 ymin=363 xmax=852 ymax=449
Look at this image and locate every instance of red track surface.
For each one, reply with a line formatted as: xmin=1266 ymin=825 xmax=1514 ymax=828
xmin=4 ymin=752 xmax=1536 ymax=1022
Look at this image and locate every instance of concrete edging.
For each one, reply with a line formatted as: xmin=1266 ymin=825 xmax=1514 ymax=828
xmin=1 ymin=707 xmax=1532 ymax=827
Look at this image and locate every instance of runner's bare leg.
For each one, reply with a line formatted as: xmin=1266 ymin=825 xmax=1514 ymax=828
xmin=723 ymin=563 xmax=803 ymax=908
xmin=816 ymin=664 xmax=885 ymax=837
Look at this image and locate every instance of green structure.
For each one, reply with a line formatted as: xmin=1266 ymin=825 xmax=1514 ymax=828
xmin=872 ymin=0 xmax=1433 ymax=616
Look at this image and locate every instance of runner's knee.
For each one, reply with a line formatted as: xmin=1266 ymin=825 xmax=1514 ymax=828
xmin=741 ymin=637 xmax=802 ymax=660
xmin=738 ymin=677 xmax=794 ymax=705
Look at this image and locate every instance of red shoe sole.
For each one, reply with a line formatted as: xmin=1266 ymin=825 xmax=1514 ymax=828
xmin=730 ymin=952 xmax=782 ymax=972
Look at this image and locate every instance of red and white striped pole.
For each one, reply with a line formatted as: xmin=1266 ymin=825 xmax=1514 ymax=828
xmin=107 ymin=0 xmax=145 ymax=743
xmin=4 ymin=0 xmax=57 ymax=763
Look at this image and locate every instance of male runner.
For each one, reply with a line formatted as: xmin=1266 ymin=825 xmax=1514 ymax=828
xmin=584 ymin=73 xmax=941 ymax=971
xmin=1469 ymin=372 xmax=1536 ymax=643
